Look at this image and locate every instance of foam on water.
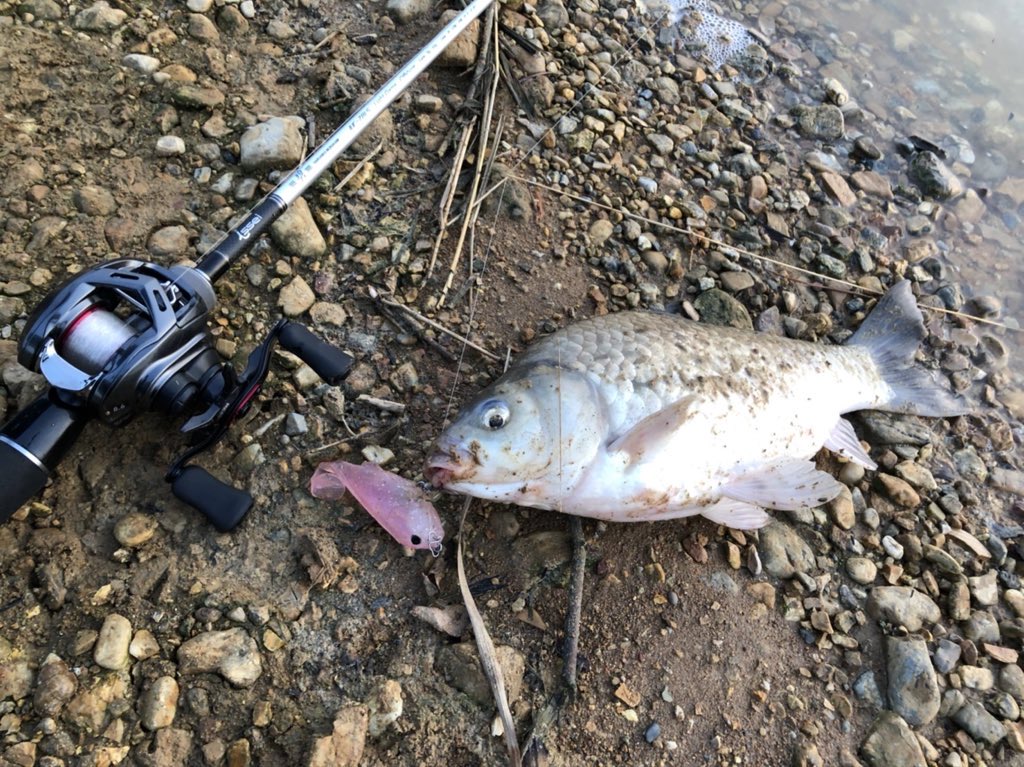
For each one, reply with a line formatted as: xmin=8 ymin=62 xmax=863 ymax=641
xmin=644 ymin=0 xmax=756 ymax=70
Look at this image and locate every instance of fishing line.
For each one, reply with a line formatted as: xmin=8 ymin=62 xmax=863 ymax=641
xmin=506 ymin=175 xmax=1021 ymax=333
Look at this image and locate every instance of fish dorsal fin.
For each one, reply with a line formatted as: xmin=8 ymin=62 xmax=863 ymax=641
xmin=721 ymin=458 xmax=844 ymax=511
xmin=824 ymin=417 xmax=877 ymax=469
xmin=608 ymin=395 xmax=698 ymax=467
xmin=701 ymin=498 xmax=771 ymax=530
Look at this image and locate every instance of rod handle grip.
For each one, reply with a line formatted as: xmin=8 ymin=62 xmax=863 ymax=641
xmin=171 ymin=466 xmax=253 ymax=532
xmin=279 ymin=322 xmax=353 ymax=385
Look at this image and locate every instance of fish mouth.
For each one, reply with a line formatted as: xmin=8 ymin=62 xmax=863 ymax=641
xmin=424 ymin=447 xmax=474 ymax=488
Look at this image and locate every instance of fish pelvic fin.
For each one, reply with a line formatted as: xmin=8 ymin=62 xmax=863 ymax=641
xmin=609 ymin=394 xmax=698 ymax=467
xmin=824 ymin=417 xmax=877 ymax=469
xmin=701 ymin=498 xmax=770 ymax=530
xmin=848 ymin=280 xmax=968 ymax=417
xmin=721 ymin=457 xmax=844 ymax=511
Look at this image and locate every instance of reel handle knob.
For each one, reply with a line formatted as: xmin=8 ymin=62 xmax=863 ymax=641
xmin=279 ymin=322 xmax=353 ymax=385
xmin=170 ymin=466 xmax=253 ymax=532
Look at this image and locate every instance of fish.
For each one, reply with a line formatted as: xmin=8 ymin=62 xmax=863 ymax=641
xmin=424 ymin=280 xmax=967 ymax=530
xmin=311 ymin=460 xmax=444 ymax=554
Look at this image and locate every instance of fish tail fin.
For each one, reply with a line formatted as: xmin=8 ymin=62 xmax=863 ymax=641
xmin=848 ymin=280 xmax=967 ymax=417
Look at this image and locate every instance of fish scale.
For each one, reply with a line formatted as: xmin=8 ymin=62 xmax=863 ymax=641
xmin=426 ymin=282 xmax=966 ymax=530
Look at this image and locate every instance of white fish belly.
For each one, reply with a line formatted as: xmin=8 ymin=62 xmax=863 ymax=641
xmin=559 ymin=344 xmax=882 ymax=522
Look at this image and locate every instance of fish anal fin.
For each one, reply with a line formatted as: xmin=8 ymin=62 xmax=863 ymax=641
xmin=824 ymin=417 xmax=877 ymax=469
xmin=702 ymin=498 xmax=770 ymax=530
xmin=722 ymin=458 xmax=844 ymax=511
xmin=609 ymin=395 xmax=698 ymax=467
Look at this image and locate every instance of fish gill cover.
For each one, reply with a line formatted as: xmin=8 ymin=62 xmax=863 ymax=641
xmin=644 ymin=0 xmax=757 ymax=70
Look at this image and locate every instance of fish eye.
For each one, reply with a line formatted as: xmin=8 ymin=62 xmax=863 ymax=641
xmin=480 ymin=401 xmax=510 ymax=430
xmin=410 ymin=535 xmax=422 ymax=546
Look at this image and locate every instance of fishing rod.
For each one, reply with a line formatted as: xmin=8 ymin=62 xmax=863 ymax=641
xmin=0 ymin=0 xmax=495 ymax=530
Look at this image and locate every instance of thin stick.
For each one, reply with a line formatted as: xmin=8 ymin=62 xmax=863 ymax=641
xmin=438 ymin=7 xmax=502 ymax=308
xmin=370 ymin=289 xmax=501 ymax=361
xmin=562 ymin=516 xmax=586 ymax=696
xmin=456 ymin=498 xmax=522 ymax=767
xmin=332 ymin=140 xmax=383 ymax=192
xmin=427 ymin=119 xmax=476 ymax=278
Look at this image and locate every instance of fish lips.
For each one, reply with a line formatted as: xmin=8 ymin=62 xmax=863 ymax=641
xmin=424 ymin=445 xmax=474 ymax=488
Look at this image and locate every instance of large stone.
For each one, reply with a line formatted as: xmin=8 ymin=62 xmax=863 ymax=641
xmin=797 ymin=105 xmax=844 ymax=139
xmin=94 ymin=614 xmax=132 ymax=670
xmin=860 ymin=712 xmax=926 ymax=767
xmin=177 ymin=628 xmax=262 ymax=687
xmin=866 ymin=586 xmax=941 ymax=631
xmin=270 ymin=198 xmax=326 ymax=258
xmin=139 ymin=675 xmax=179 ymax=730
xmin=953 ymin=701 xmax=1006 ymax=746
xmin=884 ymin=636 xmax=939 ymax=726
xmin=73 ymin=185 xmax=117 ymax=216
xmin=436 ymin=9 xmax=480 ymax=67
xmin=386 ymin=0 xmax=431 ymax=23
xmin=240 ymin=116 xmax=305 ymax=171
xmin=278 ymin=276 xmax=316 ymax=318
xmin=693 ymin=288 xmax=753 ymax=329
xmin=758 ymin=522 xmax=815 ymax=579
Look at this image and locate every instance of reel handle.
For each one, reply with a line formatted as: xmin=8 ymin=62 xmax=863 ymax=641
xmin=279 ymin=321 xmax=353 ymax=385
xmin=170 ymin=465 xmax=253 ymax=532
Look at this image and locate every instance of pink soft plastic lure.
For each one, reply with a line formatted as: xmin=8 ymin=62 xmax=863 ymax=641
xmin=310 ymin=460 xmax=444 ymax=555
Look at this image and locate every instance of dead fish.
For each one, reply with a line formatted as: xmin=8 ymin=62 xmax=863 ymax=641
xmin=311 ymin=461 xmax=444 ymax=554
xmin=425 ymin=281 xmax=966 ymax=529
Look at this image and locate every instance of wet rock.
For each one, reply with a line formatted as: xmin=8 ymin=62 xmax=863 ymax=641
xmin=240 ymin=116 xmax=304 ymax=171
xmin=73 ymin=185 xmax=117 ymax=216
xmin=367 ymin=679 xmax=403 ymax=737
xmin=850 ymin=170 xmax=893 ymax=199
xmin=140 ymin=675 xmax=179 ymax=730
xmin=885 ymin=636 xmax=939 ymax=726
xmin=952 ymin=702 xmax=1006 ymax=745
xmin=270 ymin=198 xmax=326 ymax=258
xmin=278 ymin=276 xmax=316 ymax=317
xmin=820 ymin=171 xmax=857 ymax=206
xmin=177 ymin=628 xmax=262 ymax=687
xmin=797 ymin=105 xmax=844 ymax=139
xmin=32 ymin=654 xmax=77 ymax=717
xmin=909 ymin=151 xmax=963 ymax=199
xmin=866 ymin=586 xmax=940 ymax=631
xmin=73 ymin=1 xmax=126 ymax=31
xmin=308 ymin=704 xmax=368 ymax=767
xmin=435 ymin=642 xmax=525 ymax=707
xmin=693 ymin=288 xmax=752 ymax=329
xmin=94 ymin=613 xmax=132 ymax=670
xmin=759 ymin=522 xmax=814 ymax=579
xmin=859 ymin=711 xmax=926 ymax=767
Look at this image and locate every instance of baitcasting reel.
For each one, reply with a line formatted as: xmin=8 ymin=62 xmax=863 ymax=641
xmin=0 ymin=0 xmax=493 ymax=530
xmin=0 ymin=257 xmax=353 ymax=530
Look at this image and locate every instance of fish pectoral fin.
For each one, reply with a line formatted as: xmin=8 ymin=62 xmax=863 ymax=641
xmin=608 ymin=395 xmax=698 ymax=468
xmin=824 ymin=417 xmax=877 ymax=469
xmin=721 ymin=458 xmax=844 ymax=511
xmin=701 ymin=498 xmax=771 ymax=530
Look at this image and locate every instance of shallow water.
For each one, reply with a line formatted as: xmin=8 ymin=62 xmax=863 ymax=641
xmin=648 ymin=0 xmax=1023 ymax=370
